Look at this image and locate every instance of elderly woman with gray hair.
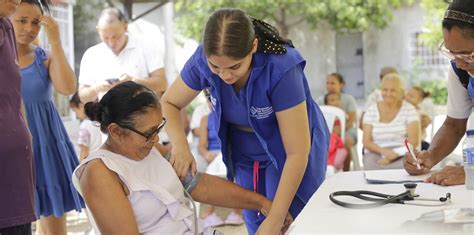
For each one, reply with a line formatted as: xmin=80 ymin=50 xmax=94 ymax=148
xmin=362 ymin=74 xmax=420 ymax=170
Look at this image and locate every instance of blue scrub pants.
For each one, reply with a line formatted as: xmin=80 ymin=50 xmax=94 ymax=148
xmin=234 ymin=162 xmax=305 ymax=234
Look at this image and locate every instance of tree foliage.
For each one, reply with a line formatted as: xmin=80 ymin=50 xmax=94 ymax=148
xmin=419 ymin=0 xmax=449 ymax=48
xmin=175 ymin=0 xmax=415 ymax=40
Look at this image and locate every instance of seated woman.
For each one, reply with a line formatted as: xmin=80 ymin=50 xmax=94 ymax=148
xmin=72 ymin=82 xmax=290 ymax=234
xmin=362 ymin=74 xmax=420 ymax=170
xmin=317 ymin=73 xmax=358 ymax=171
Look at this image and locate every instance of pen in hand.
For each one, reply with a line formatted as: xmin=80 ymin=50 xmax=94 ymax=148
xmin=404 ymin=138 xmax=421 ymax=170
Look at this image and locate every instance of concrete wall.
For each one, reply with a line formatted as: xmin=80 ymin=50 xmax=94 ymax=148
xmin=285 ymin=3 xmax=447 ymax=99
xmin=289 ymin=21 xmax=337 ymax=99
xmin=362 ymin=3 xmax=432 ymax=95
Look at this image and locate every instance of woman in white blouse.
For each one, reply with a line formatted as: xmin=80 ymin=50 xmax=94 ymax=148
xmin=362 ymin=74 xmax=420 ymax=170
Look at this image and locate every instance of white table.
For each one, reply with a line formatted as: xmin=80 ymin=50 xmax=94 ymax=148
xmin=289 ymin=170 xmax=474 ymax=234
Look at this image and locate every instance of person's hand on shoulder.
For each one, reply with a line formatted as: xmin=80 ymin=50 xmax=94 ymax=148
xmin=425 ymin=165 xmax=465 ymax=186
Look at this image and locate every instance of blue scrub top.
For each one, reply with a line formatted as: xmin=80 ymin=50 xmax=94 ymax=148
xmin=180 ymin=45 xmax=329 ymax=203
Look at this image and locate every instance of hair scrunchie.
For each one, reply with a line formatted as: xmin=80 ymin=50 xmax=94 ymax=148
xmin=250 ymin=17 xmax=294 ymax=54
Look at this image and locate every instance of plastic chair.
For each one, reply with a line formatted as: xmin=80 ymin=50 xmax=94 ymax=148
xmin=319 ymin=105 xmax=362 ymax=171
xmin=320 ymin=105 xmax=346 ymax=141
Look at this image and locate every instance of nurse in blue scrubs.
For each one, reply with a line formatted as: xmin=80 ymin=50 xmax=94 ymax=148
xmin=162 ymin=8 xmax=329 ymax=235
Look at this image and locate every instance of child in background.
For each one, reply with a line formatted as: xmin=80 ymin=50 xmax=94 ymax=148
xmin=324 ymin=92 xmax=347 ymax=171
xmin=70 ymin=93 xmax=102 ymax=161
xmin=405 ymin=86 xmax=432 ymax=150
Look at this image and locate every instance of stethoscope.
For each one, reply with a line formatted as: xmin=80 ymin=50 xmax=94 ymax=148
xmin=329 ymin=183 xmax=452 ymax=209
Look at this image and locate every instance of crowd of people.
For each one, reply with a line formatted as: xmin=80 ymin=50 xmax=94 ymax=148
xmin=0 ymin=0 xmax=473 ymax=234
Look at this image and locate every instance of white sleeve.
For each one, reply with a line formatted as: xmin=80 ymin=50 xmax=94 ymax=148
xmin=78 ymin=48 xmax=96 ymax=86
xmin=363 ymin=104 xmax=378 ymax=125
xmin=144 ymin=39 xmax=165 ymax=73
xmin=446 ymin=67 xmax=473 ymax=119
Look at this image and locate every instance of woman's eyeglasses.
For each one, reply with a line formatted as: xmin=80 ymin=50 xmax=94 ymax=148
xmin=438 ymin=42 xmax=474 ymax=64
xmin=118 ymin=118 xmax=167 ymax=143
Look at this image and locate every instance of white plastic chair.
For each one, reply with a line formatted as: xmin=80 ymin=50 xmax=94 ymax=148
xmin=320 ymin=105 xmax=346 ymax=141
xmin=319 ymin=105 xmax=362 ymax=171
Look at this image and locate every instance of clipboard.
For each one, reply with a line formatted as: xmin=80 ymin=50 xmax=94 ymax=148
xmin=364 ymin=169 xmax=428 ymax=184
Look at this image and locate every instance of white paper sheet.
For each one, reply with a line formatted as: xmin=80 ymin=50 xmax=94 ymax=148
xmin=364 ymin=169 xmax=430 ymax=184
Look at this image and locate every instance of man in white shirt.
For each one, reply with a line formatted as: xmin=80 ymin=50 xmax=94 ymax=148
xmin=78 ymin=7 xmax=167 ymax=102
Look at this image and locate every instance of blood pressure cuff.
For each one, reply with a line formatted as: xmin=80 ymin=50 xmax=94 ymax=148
xmin=163 ymin=152 xmax=202 ymax=194
xmin=183 ymin=171 xmax=202 ymax=194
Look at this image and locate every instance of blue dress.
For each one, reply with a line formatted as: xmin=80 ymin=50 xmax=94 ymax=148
xmin=21 ymin=47 xmax=84 ymax=217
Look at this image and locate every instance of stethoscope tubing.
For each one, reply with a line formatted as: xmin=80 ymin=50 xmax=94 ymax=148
xmin=329 ymin=190 xmax=451 ymax=209
xmin=329 ymin=191 xmax=410 ymax=209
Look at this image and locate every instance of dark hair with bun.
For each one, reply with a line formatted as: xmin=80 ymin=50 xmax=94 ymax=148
xmin=203 ymin=8 xmax=293 ymax=59
xmin=84 ymin=81 xmax=160 ymax=133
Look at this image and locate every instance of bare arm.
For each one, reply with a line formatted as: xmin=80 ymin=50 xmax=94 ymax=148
xmin=404 ymin=116 xmax=467 ymax=176
xmin=362 ymin=123 xmax=399 ymax=160
xmin=161 ymin=76 xmax=200 ymax=177
xmin=197 ymin=115 xmax=209 ymax=157
xmin=42 ymin=16 xmax=76 ymax=95
xmin=420 ymin=113 xmax=432 ymax=130
xmin=191 ymin=174 xmax=270 ymax=211
xmin=79 ymin=159 xmax=139 ymax=234
xmin=260 ymin=101 xmax=309 ymax=230
xmin=406 ymin=121 xmax=420 ymax=149
xmin=362 ymin=124 xmax=385 ymax=154
xmin=347 ymin=111 xmax=356 ymax=130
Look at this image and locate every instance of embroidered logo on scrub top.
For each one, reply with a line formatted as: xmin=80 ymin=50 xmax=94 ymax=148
xmin=250 ymin=106 xmax=274 ymax=119
xmin=209 ymin=94 xmax=217 ymax=111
